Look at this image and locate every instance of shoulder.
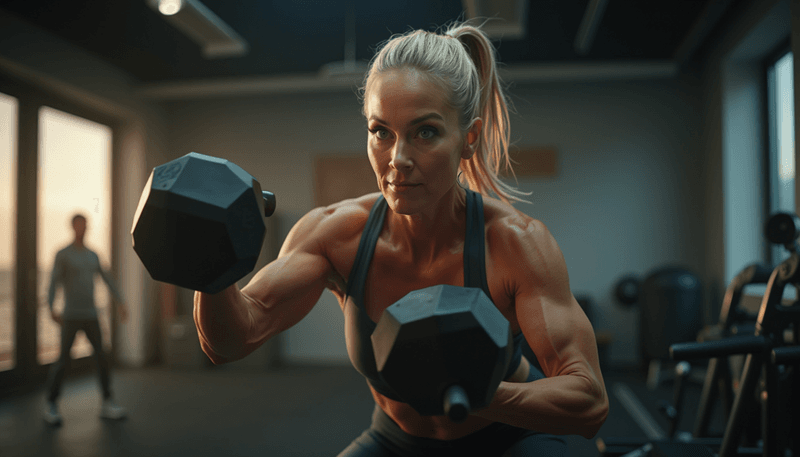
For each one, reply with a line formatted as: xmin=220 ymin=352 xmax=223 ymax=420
xmin=55 ymin=245 xmax=72 ymax=259
xmin=282 ymin=193 xmax=382 ymax=253
xmin=305 ymin=193 xmax=380 ymax=238
xmin=482 ymin=197 xmax=567 ymax=287
xmin=482 ymin=197 xmax=550 ymax=246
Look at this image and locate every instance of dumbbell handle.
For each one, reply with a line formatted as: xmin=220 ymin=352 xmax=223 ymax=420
xmin=262 ymin=191 xmax=276 ymax=217
xmin=670 ymin=335 xmax=771 ymax=360
xmin=443 ymin=384 xmax=470 ymax=423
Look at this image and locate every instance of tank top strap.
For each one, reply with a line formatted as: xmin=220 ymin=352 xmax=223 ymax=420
xmin=464 ymin=189 xmax=494 ymax=302
xmin=345 ymin=195 xmax=388 ymax=309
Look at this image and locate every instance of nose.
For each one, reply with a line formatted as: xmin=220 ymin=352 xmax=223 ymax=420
xmin=390 ymin=139 xmax=413 ymax=171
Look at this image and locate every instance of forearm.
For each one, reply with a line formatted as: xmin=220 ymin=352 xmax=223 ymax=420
xmin=474 ymin=374 xmax=608 ymax=439
xmin=193 ymin=284 xmax=259 ymax=363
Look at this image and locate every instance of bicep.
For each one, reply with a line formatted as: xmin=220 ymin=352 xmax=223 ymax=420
xmin=518 ymin=292 xmax=599 ymax=379
xmin=241 ymin=249 xmax=332 ymax=335
xmin=509 ymin=221 xmax=601 ymax=379
xmin=239 ymin=208 xmax=337 ymax=338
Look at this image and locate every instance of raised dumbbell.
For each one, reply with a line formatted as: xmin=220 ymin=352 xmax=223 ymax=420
xmin=131 ymin=152 xmax=276 ymax=294
xmin=371 ymin=284 xmax=513 ymax=423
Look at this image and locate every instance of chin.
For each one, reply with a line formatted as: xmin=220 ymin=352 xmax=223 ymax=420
xmin=384 ymin=194 xmax=420 ymax=215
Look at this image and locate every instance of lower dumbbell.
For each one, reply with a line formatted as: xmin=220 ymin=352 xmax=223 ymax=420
xmin=371 ymin=285 xmax=513 ymax=423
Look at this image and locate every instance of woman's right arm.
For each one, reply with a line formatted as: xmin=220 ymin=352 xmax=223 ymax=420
xmin=193 ymin=206 xmax=339 ymax=364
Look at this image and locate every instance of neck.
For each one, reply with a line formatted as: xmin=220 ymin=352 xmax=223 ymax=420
xmin=386 ymin=186 xmax=467 ymax=265
xmin=73 ymin=240 xmax=85 ymax=249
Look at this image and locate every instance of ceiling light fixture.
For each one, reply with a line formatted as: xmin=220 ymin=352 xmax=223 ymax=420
xmin=574 ymin=0 xmax=609 ymax=55
xmin=146 ymin=0 xmax=248 ymax=59
xmin=158 ymin=0 xmax=182 ymax=16
xmin=462 ymin=0 xmax=528 ymax=40
xmin=318 ymin=1 xmax=369 ymax=79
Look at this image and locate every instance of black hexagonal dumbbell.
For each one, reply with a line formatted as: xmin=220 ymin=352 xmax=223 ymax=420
xmin=131 ymin=152 xmax=276 ymax=294
xmin=371 ymin=284 xmax=513 ymax=423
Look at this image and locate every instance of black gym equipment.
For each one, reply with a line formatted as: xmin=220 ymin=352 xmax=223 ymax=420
xmin=692 ymin=212 xmax=800 ymax=457
xmin=371 ymin=285 xmax=513 ymax=423
xmin=614 ymin=275 xmax=641 ymax=307
xmin=683 ymin=263 xmax=770 ymax=439
xmin=639 ymin=266 xmax=704 ymax=388
xmin=597 ymin=263 xmax=771 ymax=457
xmin=131 ymin=152 xmax=276 ymax=294
xmin=598 ymin=212 xmax=800 ymax=457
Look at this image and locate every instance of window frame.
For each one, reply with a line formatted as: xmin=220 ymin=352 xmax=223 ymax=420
xmin=0 ymin=72 xmax=121 ymax=394
xmin=764 ymin=39 xmax=793 ymax=268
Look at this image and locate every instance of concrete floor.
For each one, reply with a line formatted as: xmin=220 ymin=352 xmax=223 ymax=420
xmin=0 ymin=364 xmax=711 ymax=457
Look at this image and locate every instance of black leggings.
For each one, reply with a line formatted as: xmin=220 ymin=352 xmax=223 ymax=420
xmin=338 ymin=368 xmax=568 ymax=457
xmin=46 ymin=318 xmax=112 ymax=402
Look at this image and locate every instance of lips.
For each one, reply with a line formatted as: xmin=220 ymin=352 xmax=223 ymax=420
xmin=388 ymin=181 xmax=421 ymax=192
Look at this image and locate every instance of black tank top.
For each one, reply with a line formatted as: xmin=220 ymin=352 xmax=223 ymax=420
xmin=343 ymin=189 xmax=526 ymax=400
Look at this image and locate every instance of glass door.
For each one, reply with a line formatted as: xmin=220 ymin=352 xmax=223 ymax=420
xmin=0 ymin=93 xmax=18 ymax=372
xmin=36 ymin=106 xmax=113 ymax=365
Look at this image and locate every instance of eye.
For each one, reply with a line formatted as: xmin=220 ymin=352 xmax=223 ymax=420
xmin=418 ymin=127 xmax=438 ymax=140
xmin=369 ymin=127 xmax=390 ymax=140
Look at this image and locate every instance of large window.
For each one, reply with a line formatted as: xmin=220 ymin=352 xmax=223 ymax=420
xmin=0 ymin=93 xmax=18 ymax=372
xmin=36 ymin=107 xmax=113 ymax=365
xmin=768 ymin=50 xmax=795 ymax=266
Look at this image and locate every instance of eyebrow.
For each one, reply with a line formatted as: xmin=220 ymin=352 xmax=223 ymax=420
xmin=368 ymin=113 xmax=445 ymax=126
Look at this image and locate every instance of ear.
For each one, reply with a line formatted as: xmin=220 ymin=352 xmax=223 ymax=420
xmin=461 ymin=118 xmax=483 ymax=160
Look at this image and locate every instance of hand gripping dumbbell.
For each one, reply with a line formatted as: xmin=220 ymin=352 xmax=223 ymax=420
xmin=131 ymin=152 xmax=276 ymax=294
xmin=371 ymin=285 xmax=513 ymax=423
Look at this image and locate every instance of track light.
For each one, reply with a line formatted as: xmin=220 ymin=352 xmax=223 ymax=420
xmin=146 ymin=0 xmax=248 ymax=59
xmin=158 ymin=0 xmax=182 ymax=16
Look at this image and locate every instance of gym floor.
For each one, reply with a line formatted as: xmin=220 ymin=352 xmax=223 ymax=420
xmin=0 ymin=364 xmax=721 ymax=457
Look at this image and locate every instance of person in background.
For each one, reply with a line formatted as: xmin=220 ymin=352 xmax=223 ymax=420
xmin=43 ymin=213 xmax=129 ymax=426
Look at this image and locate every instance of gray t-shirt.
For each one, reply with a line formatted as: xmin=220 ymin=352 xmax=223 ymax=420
xmin=47 ymin=244 xmax=123 ymax=320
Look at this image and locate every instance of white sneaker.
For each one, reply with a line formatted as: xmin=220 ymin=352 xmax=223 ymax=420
xmin=100 ymin=399 xmax=127 ymax=420
xmin=43 ymin=401 xmax=62 ymax=426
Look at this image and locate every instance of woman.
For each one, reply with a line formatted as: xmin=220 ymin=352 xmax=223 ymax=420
xmin=194 ymin=22 xmax=608 ymax=456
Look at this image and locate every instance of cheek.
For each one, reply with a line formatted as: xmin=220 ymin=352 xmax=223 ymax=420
xmin=433 ymin=145 xmax=462 ymax=175
xmin=367 ymin=147 xmax=385 ymax=177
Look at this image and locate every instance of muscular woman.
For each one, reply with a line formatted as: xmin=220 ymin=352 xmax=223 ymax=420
xmin=194 ymin=22 xmax=608 ymax=456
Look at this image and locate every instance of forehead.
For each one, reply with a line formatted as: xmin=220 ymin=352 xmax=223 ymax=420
xmin=365 ymin=69 xmax=454 ymax=123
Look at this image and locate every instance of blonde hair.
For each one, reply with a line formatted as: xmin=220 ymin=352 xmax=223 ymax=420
xmin=360 ymin=22 xmax=528 ymax=204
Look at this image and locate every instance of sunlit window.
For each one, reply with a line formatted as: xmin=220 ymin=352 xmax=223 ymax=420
xmin=0 ymin=93 xmax=18 ymax=372
xmin=37 ymin=107 xmax=112 ymax=365
xmin=768 ymin=51 xmax=795 ymax=266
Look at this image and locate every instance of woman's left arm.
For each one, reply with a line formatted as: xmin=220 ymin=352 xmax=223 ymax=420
xmin=473 ymin=218 xmax=609 ymax=439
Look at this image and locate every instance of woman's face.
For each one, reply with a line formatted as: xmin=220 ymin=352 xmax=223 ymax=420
xmin=365 ymin=68 xmax=478 ymax=216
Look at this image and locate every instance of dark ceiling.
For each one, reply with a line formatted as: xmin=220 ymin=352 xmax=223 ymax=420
xmin=1 ymin=0 xmax=729 ymax=85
